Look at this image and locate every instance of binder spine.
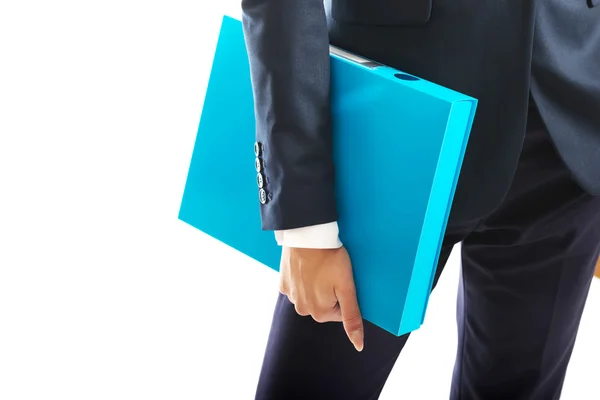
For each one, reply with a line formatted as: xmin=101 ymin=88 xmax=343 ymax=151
xmin=398 ymin=99 xmax=477 ymax=335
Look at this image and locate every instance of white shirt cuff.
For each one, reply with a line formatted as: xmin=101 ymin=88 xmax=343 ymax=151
xmin=274 ymin=222 xmax=343 ymax=249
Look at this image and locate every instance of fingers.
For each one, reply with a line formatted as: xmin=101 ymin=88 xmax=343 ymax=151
xmin=278 ymin=246 xmax=363 ymax=351
xmin=280 ymin=262 xmax=341 ymax=322
xmin=287 ymin=291 xmax=341 ymax=322
xmin=335 ymin=285 xmax=364 ymax=352
xmin=281 ymin=283 xmax=364 ymax=352
xmin=311 ymin=304 xmax=343 ymax=323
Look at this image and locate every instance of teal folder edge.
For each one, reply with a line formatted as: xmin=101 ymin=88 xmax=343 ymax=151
xmin=179 ymin=15 xmax=478 ymax=336
xmin=400 ymin=100 xmax=477 ymax=334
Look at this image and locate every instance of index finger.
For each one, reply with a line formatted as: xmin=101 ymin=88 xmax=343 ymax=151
xmin=335 ymin=285 xmax=364 ymax=352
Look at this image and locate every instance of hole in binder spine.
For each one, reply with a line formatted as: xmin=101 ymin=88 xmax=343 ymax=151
xmin=394 ymin=73 xmax=420 ymax=81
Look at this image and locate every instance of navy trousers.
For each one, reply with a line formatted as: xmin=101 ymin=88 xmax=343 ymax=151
xmin=254 ymin=103 xmax=600 ymax=400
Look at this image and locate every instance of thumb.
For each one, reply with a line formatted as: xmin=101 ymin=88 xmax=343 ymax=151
xmin=336 ymin=285 xmax=364 ymax=352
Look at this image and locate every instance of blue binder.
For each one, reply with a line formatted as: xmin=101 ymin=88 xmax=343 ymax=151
xmin=179 ymin=15 xmax=477 ymax=336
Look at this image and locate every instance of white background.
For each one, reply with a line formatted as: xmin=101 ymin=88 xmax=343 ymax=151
xmin=1 ymin=1 xmax=598 ymax=399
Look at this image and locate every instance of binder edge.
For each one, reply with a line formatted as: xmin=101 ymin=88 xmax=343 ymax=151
xmin=397 ymin=98 xmax=478 ymax=335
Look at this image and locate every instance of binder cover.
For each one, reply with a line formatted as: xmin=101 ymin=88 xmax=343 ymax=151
xmin=179 ymin=15 xmax=478 ymax=336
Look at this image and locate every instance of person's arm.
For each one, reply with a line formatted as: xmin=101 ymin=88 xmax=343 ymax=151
xmin=242 ymin=0 xmax=337 ymax=231
xmin=241 ymin=0 xmax=363 ymax=351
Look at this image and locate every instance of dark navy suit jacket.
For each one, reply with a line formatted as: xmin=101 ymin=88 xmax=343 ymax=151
xmin=242 ymin=0 xmax=600 ymax=230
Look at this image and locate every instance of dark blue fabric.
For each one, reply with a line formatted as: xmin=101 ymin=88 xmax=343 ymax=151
xmin=254 ymin=104 xmax=600 ymax=399
xmin=242 ymin=0 xmax=600 ymax=229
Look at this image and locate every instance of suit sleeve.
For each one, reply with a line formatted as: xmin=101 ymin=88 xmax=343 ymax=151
xmin=241 ymin=0 xmax=338 ymax=230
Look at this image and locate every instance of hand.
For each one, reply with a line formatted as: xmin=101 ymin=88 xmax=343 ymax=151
xmin=279 ymin=246 xmax=364 ymax=351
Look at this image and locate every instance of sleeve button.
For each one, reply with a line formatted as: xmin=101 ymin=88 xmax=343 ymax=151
xmin=255 ymin=157 xmax=262 ymax=172
xmin=259 ymin=188 xmax=268 ymax=204
xmin=257 ymin=172 xmax=264 ymax=188
xmin=254 ymin=142 xmax=262 ymax=157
